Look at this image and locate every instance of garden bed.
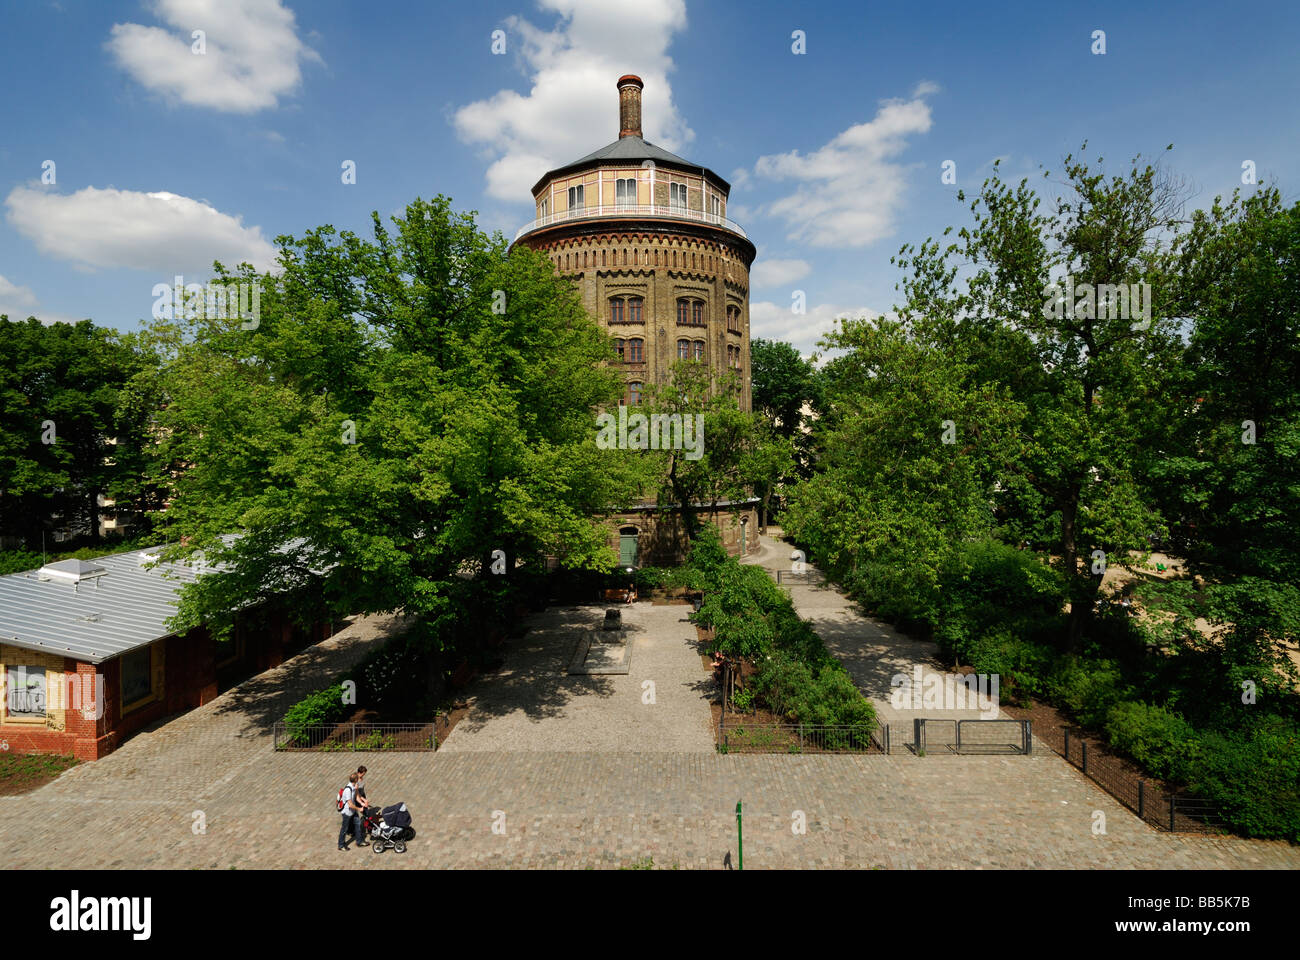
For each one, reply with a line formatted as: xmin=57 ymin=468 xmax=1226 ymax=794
xmin=709 ymin=703 xmax=882 ymax=754
xmin=0 ymin=753 xmax=78 ymax=794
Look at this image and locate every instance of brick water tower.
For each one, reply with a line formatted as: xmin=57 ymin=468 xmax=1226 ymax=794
xmin=511 ymin=75 xmax=756 ymax=411
xmin=509 ymin=75 xmax=760 ymax=562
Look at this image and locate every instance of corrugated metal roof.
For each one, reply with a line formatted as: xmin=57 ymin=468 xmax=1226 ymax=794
xmin=0 ymin=541 xmax=229 ymax=664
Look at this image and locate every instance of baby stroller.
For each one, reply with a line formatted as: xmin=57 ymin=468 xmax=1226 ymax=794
xmin=365 ymin=802 xmax=414 ymax=854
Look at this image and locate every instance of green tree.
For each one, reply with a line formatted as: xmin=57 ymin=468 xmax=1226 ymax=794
xmin=751 ymin=338 xmax=820 ymax=438
xmin=0 ymin=317 xmax=156 ymax=547
xmin=785 ymin=311 xmax=1025 ymax=621
xmin=887 ymin=148 xmax=1190 ymax=648
xmin=144 ymin=197 xmax=642 ymax=640
xmin=1138 ymin=187 xmax=1300 ymax=704
xmin=641 ymin=360 xmax=777 ymax=542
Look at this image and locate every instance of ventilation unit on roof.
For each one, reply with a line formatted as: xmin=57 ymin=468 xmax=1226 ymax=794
xmin=37 ymin=558 xmax=108 ymax=593
xmin=38 ymin=559 xmax=108 ymax=582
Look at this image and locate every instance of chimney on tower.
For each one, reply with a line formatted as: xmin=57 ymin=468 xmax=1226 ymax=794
xmin=617 ymin=75 xmax=643 ymax=139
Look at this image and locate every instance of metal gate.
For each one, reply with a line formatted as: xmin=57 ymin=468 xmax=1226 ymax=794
xmin=913 ymin=718 xmax=1031 ymax=755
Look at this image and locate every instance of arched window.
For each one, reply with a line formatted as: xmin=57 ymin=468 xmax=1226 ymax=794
xmin=627 ymin=381 xmax=643 ymax=405
xmin=627 ymin=338 xmax=644 ymax=362
xmin=628 ymin=297 xmax=643 ymax=323
xmin=692 ymin=301 xmax=704 ymax=325
xmin=677 ymin=338 xmax=691 ymax=360
xmin=692 ymin=340 xmax=705 ymax=361
xmin=677 ymin=298 xmax=690 ymax=324
xmin=613 ymin=338 xmax=625 ymax=360
xmin=610 ymin=298 xmax=624 ymax=323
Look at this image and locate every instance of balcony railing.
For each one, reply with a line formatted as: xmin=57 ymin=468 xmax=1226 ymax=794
xmin=513 ymin=203 xmax=748 ymax=242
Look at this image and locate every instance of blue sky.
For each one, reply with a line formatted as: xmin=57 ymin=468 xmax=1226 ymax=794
xmin=1 ymin=0 xmax=1296 ymax=354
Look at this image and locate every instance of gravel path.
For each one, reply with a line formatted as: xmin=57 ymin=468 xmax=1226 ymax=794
xmin=741 ymin=532 xmax=1037 ymax=748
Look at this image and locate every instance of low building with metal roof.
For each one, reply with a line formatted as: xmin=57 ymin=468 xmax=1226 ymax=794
xmin=0 ymin=542 xmax=336 ymax=760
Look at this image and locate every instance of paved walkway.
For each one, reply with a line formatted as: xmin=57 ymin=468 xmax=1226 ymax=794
xmin=741 ymin=532 xmax=1038 ymax=747
xmin=439 ymin=602 xmax=714 ymax=752
xmin=0 ymin=597 xmax=1296 ymax=869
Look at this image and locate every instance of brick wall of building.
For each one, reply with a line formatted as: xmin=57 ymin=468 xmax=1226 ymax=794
xmin=1 ymin=609 xmax=330 ymax=761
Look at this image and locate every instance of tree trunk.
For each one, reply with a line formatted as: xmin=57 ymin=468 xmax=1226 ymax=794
xmin=668 ymin=455 xmax=700 ymax=542
xmin=1060 ymin=493 xmax=1085 ymax=653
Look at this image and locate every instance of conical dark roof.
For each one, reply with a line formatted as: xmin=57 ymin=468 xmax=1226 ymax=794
xmin=530 ymin=135 xmax=729 ymax=196
xmin=570 ymin=135 xmax=696 ymax=167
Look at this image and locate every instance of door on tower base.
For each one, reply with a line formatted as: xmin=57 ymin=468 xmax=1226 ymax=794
xmin=618 ymin=526 xmax=639 ymax=568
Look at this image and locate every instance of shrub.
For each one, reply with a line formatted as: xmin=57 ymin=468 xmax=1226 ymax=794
xmin=961 ymin=629 xmax=1056 ymax=705
xmin=934 ymin=540 xmax=1067 ymax=661
xmin=731 ymin=685 xmax=756 ymax=712
xmin=1181 ymin=718 xmax=1300 ymax=841
xmin=0 ymin=550 xmax=43 ymax=576
xmin=1047 ymin=658 xmax=1132 ymax=728
xmin=683 ymin=526 xmax=729 ymax=587
xmin=752 ymin=655 xmax=814 ymax=721
xmin=698 ymin=563 xmax=784 ymax=660
xmin=1103 ymin=701 xmax=1195 ymax=780
xmin=754 ymin=655 xmax=875 ymax=728
xmin=283 ymin=684 xmax=347 ymax=743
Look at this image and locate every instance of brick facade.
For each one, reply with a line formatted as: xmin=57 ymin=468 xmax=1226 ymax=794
xmin=0 ymin=608 xmax=331 ymax=761
xmin=606 ymin=503 xmax=760 ymax=565
xmin=522 ymin=223 xmax=754 ymax=410
xmin=513 ymin=76 xmax=761 ymax=564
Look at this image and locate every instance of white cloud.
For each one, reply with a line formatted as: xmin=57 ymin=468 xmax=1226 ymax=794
xmin=750 ymin=299 xmax=881 ymax=356
xmin=106 ymin=0 xmax=319 ymax=113
xmin=0 ymin=275 xmax=83 ymax=325
xmin=749 ymin=87 xmax=935 ymax=248
xmin=453 ymin=0 xmax=692 ymax=203
xmin=5 ymin=185 xmax=278 ymax=276
xmin=750 ymin=257 xmax=811 ymax=290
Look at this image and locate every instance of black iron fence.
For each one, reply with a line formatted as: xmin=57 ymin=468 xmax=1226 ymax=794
xmin=1060 ymin=727 xmax=1228 ymax=833
xmin=716 ymin=719 xmax=889 ymax=754
xmin=273 ymin=722 xmax=438 ymax=752
xmin=912 ymin=718 xmax=1032 ymax=755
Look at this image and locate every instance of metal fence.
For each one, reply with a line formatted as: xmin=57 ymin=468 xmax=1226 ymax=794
xmin=1059 ymin=727 xmax=1229 ymax=833
xmin=273 ymin=722 xmax=438 ymax=752
xmin=775 ymin=570 xmax=827 ymax=586
xmin=913 ymin=718 xmax=1032 ymax=755
xmin=716 ymin=720 xmax=889 ymax=754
